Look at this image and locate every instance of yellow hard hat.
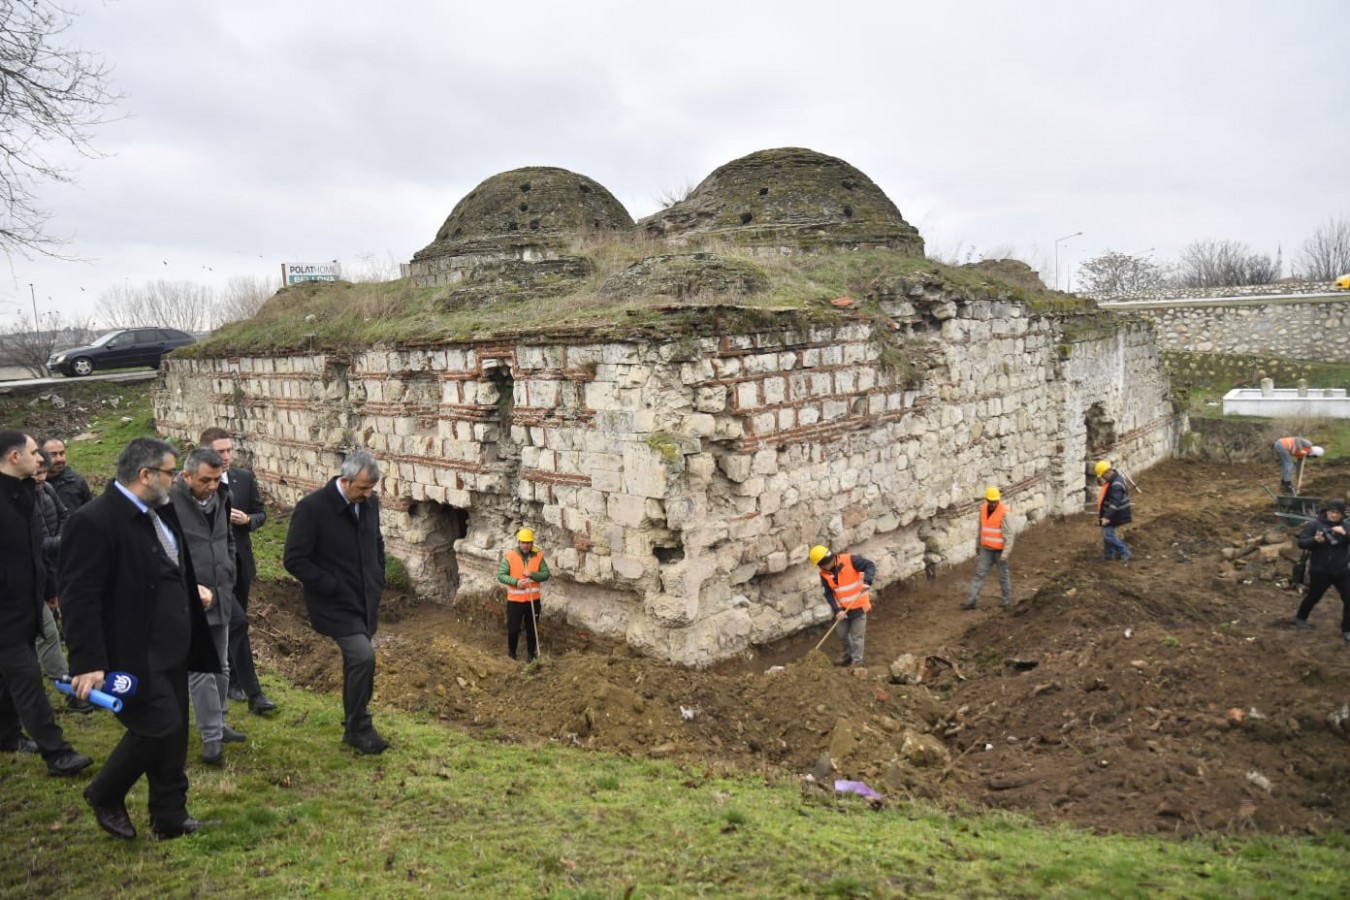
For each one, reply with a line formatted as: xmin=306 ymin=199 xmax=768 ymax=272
xmin=516 ymin=528 xmax=535 ymax=542
xmin=808 ymin=545 xmax=832 ymax=566
xmin=1094 ymin=460 xmax=1111 ymax=478
xmin=984 ymin=486 xmax=1001 ymax=502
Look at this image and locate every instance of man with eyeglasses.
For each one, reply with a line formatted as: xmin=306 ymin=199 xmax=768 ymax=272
xmin=61 ymin=437 xmax=221 ymax=840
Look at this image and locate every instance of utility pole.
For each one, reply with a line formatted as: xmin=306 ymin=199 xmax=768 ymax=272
xmin=1054 ymin=231 xmax=1083 ymax=291
xmin=27 ymin=283 xmax=39 ymax=330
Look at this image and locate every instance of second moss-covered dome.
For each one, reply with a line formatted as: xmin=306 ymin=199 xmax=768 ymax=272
xmin=639 ymin=148 xmax=924 ymax=255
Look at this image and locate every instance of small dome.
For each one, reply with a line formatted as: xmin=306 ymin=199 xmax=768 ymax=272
xmin=639 ymin=147 xmax=923 ymax=255
xmin=413 ymin=166 xmax=633 ymax=263
xmin=599 ymin=253 xmax=769 ymax=302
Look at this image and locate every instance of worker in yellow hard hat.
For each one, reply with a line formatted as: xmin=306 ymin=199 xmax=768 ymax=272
xmin=1094 ymin=461 xmax=1132 ymax=562
xmin=497 ymin=527 xmax=551 ymax=661
xmin=808 ymin=544 xmax=876 ymax=667
xmin=963 ymin=486 xmax=1014 ymax=610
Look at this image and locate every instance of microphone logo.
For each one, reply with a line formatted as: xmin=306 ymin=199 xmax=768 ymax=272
xmin=109 ymin=673 xmax=134 ymax=696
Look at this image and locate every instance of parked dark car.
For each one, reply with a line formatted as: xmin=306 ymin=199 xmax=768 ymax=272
xmin=48 ymin=327 xmax=197 ymax=377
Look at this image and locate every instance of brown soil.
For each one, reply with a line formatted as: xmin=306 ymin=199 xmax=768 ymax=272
xmin=249 ymin=458 xmax=1350 ymax=837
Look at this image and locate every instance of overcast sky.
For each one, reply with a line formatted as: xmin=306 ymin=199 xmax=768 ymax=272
xmin=3 ymin=0 xmax=1347 ymax=325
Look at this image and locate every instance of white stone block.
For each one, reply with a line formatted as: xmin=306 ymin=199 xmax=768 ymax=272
xmin=607 ymin=492 xmax=648 ymax=527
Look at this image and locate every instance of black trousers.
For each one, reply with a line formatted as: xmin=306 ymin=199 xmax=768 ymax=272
xmin=87 ymin=667 xmax=192 ymax=828
xmin=227 ymin=589 xmax=262 ymax=698
xmin=333 ymin=633 xmax=375 ymax=737
xmin=1297 ymin=570 xmax=1350 ymax=632
xmin=0 ymin=641 xmax=71 ymax=760
xmin=506 ymin=600 xmax=541 ymax=659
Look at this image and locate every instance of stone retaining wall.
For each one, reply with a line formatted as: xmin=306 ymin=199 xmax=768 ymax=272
xmin=1105 ymin=295 xmax=1350 ymax=362
xmin=155 ymin=290 xmax=1181 ymax=666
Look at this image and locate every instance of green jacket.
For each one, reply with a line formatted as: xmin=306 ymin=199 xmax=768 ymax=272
xmin=497 ymin=549 xmax=551 ymax=587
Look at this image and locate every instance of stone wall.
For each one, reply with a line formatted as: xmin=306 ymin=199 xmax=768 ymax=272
xmin=155 ymin=290 xmax=1181 ymax=666
xmin=1103 ymin=295 xmax=1350 ymax=362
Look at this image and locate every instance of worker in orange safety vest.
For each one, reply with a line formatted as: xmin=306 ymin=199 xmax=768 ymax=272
xmin=497 ymin=528 xmax=551 ymax=662
xmin=809 ymin=545 xmax=876 ymax=667
xmin=1273 ymin=436 xmax=1323 ymax=495
xmin=962 ymin=486 xmax=1014 ymax=610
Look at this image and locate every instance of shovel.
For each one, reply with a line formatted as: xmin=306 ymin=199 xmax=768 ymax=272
xmin=812 ymin=615 xmax=842 ymax=653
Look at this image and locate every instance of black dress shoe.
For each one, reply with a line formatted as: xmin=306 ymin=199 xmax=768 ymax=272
xmin=247 ymin=694 xmax=276 ymax=714
xmin=1 ymin=736 xmax=39 ymax=753
xmin=227 ymin=686 xmax=247 ymax=702
xmin=47 ymin=750 xmax=94 ymax=777
xmin=200 ymin=741 xmax=223 ymax=766
xmin=85 ymin=789 xmax=136 ymax=840
xmin=65 ymin=695 xmax=96 ymax=714
xmin=220 ymin=725 xmax=247 ymax=743
xmin=151 ymin=817 xmax=203 ymax=839
xmin=342 ymin=731 xmax=389 ymax=755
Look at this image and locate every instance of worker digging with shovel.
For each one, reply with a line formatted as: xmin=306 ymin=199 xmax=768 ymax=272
xmin=498 ymin=528 xmax=550 ymax=664
xmin=1273 ymin=436 xmax=1323 ymax=496
xmin=808 ymin=545 xmax=876 ymax=667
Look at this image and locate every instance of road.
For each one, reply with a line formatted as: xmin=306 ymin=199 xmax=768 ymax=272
xmin=0 ymin=369 xmax=159 ymax=394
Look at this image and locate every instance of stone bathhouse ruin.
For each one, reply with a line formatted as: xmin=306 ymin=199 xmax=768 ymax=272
xmin=156 ymin=148 xmax=1183 ymax=667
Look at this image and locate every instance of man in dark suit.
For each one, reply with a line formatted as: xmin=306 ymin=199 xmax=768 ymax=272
xmin=283 ymin=450 xmax=388 ymax=755
xmin=0 ymin=429 xmax=92 ymax=776
xmin=200 ymin=428 xmax=275 ymax=714
xmin=62 ymin=437 xmax=221 ymax=840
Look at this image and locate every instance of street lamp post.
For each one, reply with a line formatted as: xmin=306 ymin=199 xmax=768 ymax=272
xmin=1054 ymin=231 xmax=1083 ymax=291
xmin=27 ymin=283 xmax=38 ymax=328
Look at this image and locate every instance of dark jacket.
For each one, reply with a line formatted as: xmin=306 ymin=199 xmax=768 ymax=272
xmin=168 ymin=480 xmax=236 ymax=627
xmin=284 ymin=477 xmax=385 ymax=639
xmin=48 ymin=466 xmax=93 ymax=513
xmin=35 ymin=480 xmax=67 ymax=574
xmin=1296 ymin=513 xmax=1350 ymax=575
xmin=59 ymin=483 xmax=219 ymax=678
xmin=0 ymin=472 xmax=48 ymax=647
xmin=1098 ymin=473 xmax=1132 ymax=526
xmin=224 ymin=466 xmax=266 ymax=587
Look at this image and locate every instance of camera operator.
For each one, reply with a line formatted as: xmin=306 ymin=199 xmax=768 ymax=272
xmin=1293 ymin=499 xmax=1350 ymax=642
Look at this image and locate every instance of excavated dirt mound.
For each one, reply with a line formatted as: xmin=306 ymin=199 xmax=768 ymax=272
xmin=251 ymin=458 xmax=1350 ymax=837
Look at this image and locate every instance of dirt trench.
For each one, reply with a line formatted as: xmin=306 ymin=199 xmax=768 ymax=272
xmin=250 ymin=458 xmax=1350 ymax=837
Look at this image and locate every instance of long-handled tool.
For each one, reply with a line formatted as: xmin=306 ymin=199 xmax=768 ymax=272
xmin=1296 ymin=457 xmax=1305 ymax=495
xmin=525 ymin=586 xmax=544 ymax=663
xmin=813 ymin=615 xmax=842 ymax=653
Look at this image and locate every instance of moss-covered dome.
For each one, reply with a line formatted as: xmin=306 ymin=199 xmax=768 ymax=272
xmin=411 ymin=167 xmax=633 ymax=287
xmin=639 ymin=147 xmax=923 ymax=256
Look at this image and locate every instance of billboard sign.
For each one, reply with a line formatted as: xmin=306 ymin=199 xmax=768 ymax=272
xmin=282 ymin=262 xmax=342 ymax=285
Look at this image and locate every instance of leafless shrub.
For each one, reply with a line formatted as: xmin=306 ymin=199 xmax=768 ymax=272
xmin=1295 ymin=216 xmax=1350 ymax=281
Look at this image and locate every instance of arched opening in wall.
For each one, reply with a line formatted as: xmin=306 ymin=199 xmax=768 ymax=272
xmin=1084 ymin=402 xmax=1118 ymax=500
xmin=408 ymin=500 xmax=470 ymax=599
xmin=486 ymin=363 xmax=518 ymax=463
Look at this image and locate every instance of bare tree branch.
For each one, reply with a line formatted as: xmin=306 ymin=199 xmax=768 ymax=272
xmin=0 ymin=1 xmax=119 ymax=257
xmin=1174 ymin=239 xmax=1281 ymax=288
xmin=1296 ymin=215 xmax=1350 ymax=282
xmin=97 ymin=279 xmax=219 ymax=332
xmin=1077 ymin=251 xmax=1166 ymax=298
xmin=217 ymin=274 xmax=277 ymax=323
xmin=0 ymin=309 xmax=96 ymax=376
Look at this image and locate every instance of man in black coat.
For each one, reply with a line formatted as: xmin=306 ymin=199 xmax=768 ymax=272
xmin=0 ymin=429 xmax=92 ymax=776
xmin=283 ymin=450 xmax=388 ymax=755
xmin=62 ymin=437 xmax=221 ymax=840
xmin=201 ymin=427 xmax=275 ymax=714
xmin=40 ymin=437 xmax=93 ymax=513
xmin=1293 ymin=499 xmax=1350 ymax=642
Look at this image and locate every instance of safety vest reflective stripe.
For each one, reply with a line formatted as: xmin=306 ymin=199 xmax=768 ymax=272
xmin=822 ymin=554 xmax=872 ymax=612
xmin=979 ymin=503 xmax=1007 ymax=550
xmin=506 ymin=550 xmax=543 ymax=602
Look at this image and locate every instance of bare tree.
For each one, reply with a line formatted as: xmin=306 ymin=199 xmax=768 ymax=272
xmin=0 ymin=2 xmax=118 ymax=256
xmin=0 ymin=309 xmax=97 ymax=376
xmin=217 ymin=274 xmax=276 ymax=323
xmin=97 ymin=280 xmax=219 ymax=332
xmin=1077 ymin=251 xmax=1167 ymax=298
xmin=344 ymin=251 xmax=401 ymax=283
xmin=1296 ymin=215 xmax=1350 ymax=281
xmin=1174 ymin=239 xmax=1281 ymax=288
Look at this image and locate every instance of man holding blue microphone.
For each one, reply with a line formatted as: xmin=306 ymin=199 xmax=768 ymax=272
xmin=62 ymin=437 xmax=221 ymax=840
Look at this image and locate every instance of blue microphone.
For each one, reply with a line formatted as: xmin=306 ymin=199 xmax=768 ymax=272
xmin=54 ymin=679 xmax=122 ymax=713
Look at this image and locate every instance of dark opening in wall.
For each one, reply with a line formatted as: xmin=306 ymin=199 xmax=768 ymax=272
xmin=487 ymin=364 xmax=518 ymax=463
xmin=1084 ymin=401 xmax=1118 ymax=500
xmin=653 ymin=545 xmax=685 ymax=564
xmin=408 ymin=500 xmax=470 ymax=599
